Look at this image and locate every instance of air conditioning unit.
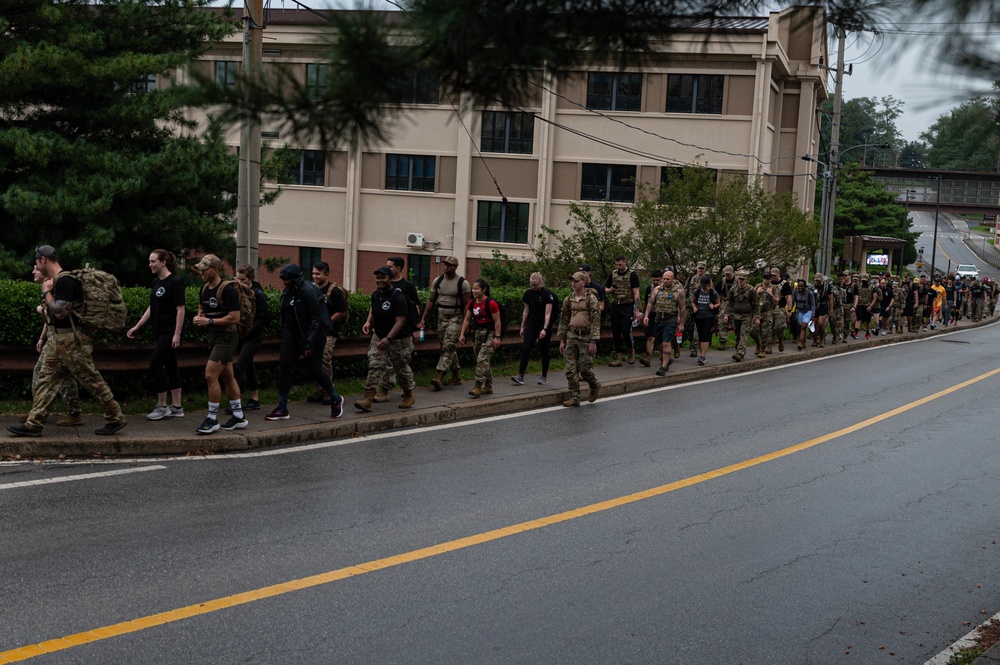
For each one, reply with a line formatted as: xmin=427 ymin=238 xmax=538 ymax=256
xmin=406 ymin=232 xmax=424 ymax=248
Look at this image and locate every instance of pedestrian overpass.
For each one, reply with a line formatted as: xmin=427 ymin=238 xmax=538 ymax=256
xmin=863 ymin=166 xmax=1000 ymax=218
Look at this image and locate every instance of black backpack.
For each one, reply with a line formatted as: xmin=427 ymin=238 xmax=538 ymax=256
xmin=475 ymin=296 xmax=510 ymax=338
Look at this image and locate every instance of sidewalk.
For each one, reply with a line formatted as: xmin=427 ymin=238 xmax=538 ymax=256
xmin=1 ymin=319 xmax=993 ymax=459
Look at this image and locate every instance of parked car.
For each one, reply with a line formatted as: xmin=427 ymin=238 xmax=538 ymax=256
xmin=956 ymin=264 xmax=980 ymax=280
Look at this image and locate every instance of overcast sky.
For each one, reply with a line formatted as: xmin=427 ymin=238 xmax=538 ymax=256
xmin=837 ymin=30 xmax=993 ymax=143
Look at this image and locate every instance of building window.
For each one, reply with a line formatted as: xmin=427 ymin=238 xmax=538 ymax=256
xmin=481 ymin=111 xmax=534 ymax=154
xmin=581 ymin=164 xmax=636 ymax=202
xmin=386 ymin=154 xmax=435 ymax=192
xmin=476 ymin=201 xmax=530 ymax=244
xmin=300 ymin=247 xmax=322 ymax=275
xmin=586 ymin=72 xmax=642 ymax=111
xmin=390 ymin=68 xmax=439 ymax=104
xmin=282 ymin=150 xmax=326 ymax=186
xmin=666 ymin=74 xmax=724 ymax=114
xmin=409 ymin=255 xmax=431 ymax=289
xmin=214 ymin=61 xmax=239 ymax=88
xmin=305 ymin=64 xmax=329 ymax=99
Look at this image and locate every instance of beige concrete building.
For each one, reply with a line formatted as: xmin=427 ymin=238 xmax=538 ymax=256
xmin=182 ymin=6 xmax=828 ymax=290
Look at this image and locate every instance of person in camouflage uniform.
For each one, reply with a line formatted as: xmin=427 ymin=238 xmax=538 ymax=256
xmin=555 ymin=272 xmax=602 ymax=407
xmin=715 ymin=265 xmax=736 ymax=350
xmin=722 ymin=270 xmax=758 ymax=361
xmin=29 ymin=265 xmax=82 ymax=426
xmin=890 ymin=280 xmax=907 ymax=333
xmin=642 ymin=269 xmax=686 ymax=375
xmin=828 ymin=273 xmax=845 ymax=344
xmin=750 ymin=270 xmax=779 ymax=357
xmin=355 ymin=266 xmax=416 ymax=411
xmin=8 ymin=245 xmax=126 ymax=438
xmin=420 ymin=256 xmax=471 ymax=390
xmin=969 ymin=278 xmax=986 ymax=321
xmin=458 ymin=279 xmax=503 ymax=398
xmin=770 ymin=269 xmax=788 ymax=352
xmin=685 ymin=261 xmax=710 ymax=356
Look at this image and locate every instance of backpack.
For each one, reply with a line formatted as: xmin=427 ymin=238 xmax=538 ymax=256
xmin=57 ymin=267 xmax=127 ymax=332
xmin=474 ymin=296 xmax=510 ymax=338
xmin=395 ymin=287 xmax=421 ymax=335
xmin=321 ymin=282 xmax=350 ymax=327
xmin=431 ymin=274 xmax=466 ymax=311
xmin=203 ymin=279 xmax=256 ymax=339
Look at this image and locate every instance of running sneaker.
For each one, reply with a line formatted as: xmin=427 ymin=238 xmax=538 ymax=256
xmin=95 ymin=421 xmax=126 ymax=436
xmin=537 ymin=376 xmax=547 ymax=386
xmin=930 ymin=324 xmax=936 ymax=330
xmin=511 ymin=374 xmax=524 ymax=385
xmin=196 ymin=418 xmax=220 ymax=435
xmin=331 ymin=396 xmax=344 ymax=419
xmin=146 ymin=405 xmax=170 ymax=421
xmin=244 ymin=399 xmax=261 ymax=411
xmin=264 ymin=408 xmax=290 ymax=421
xmin=220 ymin=415 xmax=248 ymax=431
xmin=850 ymin=331 xmax=858 ymax=340
xmin=655 ymin=366 xmax=668 ymax=376
xmin=865 ymin=331 xmax=871 ymax=340
xmin=167 ymin=405 xmax=185 ymax=418
xmin=697 ymin=356 xmax=707 ymax=366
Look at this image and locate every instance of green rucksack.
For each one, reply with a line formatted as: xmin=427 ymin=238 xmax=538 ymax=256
xmin=56 ymin=267 xmax=127 ymax=332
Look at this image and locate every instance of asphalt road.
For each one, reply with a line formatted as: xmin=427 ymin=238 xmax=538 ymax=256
xmin=2 ymin=323 xmax=1000 ymax=664
xmin=911 ymin=210 xmax=998 ymax=280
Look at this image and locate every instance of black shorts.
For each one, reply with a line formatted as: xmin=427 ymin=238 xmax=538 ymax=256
xmin=856 ymin=307 xmax=872 ymax=323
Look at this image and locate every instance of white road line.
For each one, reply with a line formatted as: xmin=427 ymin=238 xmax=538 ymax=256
xmin=0 ymin=465 xmax=167 ymax=490
xmin=1 ymin=320 xmax=994 ymax=469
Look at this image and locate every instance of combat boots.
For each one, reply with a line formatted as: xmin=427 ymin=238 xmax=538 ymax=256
xmin=444 ymin=369 xmax=462 ymax=386
xmin=609 ymin=354 xmax=623 ymax=367
xmin=469 ymin=382 xmax=483 ymax=397
xmin=754 ymin=341 xmax=764 ymax=358
xmin=354 ymin=393 xmax=375 ymax=412
xmin=431 ymin=372 xmax=445 ymax=391
xmin=778 ymin=338 xmax=784 ymax=352
xmin=56 ymin=412 xmax=84 ymax=427
xmin=732 ymin=352 xmax=744 ymax=362
xmin=373 ymin=390 xmax=390 ymax=403
xmin=399 ymin=389 xmax=415 ymax=409
xmin=765 ymin=344 xmax=773 ymax=355
xmin=627 ymin=349 xmax=636 ymax=365
xmin=639 ymin=353 xmax=651 ymax=367
xmin=482 ymin=381 xmax=493 ymax=395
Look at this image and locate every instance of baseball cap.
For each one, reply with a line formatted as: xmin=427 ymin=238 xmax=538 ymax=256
xmin=195 ymin=254 xmax=222 ymax=271
xmin=32 ymin=245 xmax=57 ymax=264
xmin=697 ymin=261 xmax=707 ymax=269
xmin=279 ymin=263 xmax=302 ymax=281
xmin=374 ymin=266 xmax=392 ymax=277
xmin=578 ymin=263 xmax=591 ymax=272
xmin=572 ymin=271 xmax=588 ymax=282
xmin=443 ymin=256 xmax=459 ymax=266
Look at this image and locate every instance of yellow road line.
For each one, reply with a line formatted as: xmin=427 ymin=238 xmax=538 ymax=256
xmin=3 ymin=367 xmax=1000 ymax=663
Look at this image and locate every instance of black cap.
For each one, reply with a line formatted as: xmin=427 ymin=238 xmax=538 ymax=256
xmin=32 ymin=245 xmax=57 ymax=264
xmin=578 ymin=263 xmax=591 ymax=271
xmin=699 ymin=275 xmax=712 ymax=285
xmin=278 ymin=263 xmax=302 ymax=281
xmin=374 ymin=265 xmax=392 ymax=277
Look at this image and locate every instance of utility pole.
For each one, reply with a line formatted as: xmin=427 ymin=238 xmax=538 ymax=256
xmin=821 ymin=25 xmax=847 ymax=276
xmin=236 ymin=0 xmax=263 ymax=271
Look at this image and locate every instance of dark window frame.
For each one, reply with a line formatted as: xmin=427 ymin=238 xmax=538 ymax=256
xmin=586 ymin=72 xmax=643 ymax=111
xmin=409 ymin=255 xmax=432 ymax=289
xmin=581 ymin=164 xmax=637 ymax=202
xmin=300 ymin=247 xmax=323 ymax=276
xmin=390 ymin=68 xmax=440 ymax=105
xmin=214 ymin=61 xmax=239 ymax=88
xmin=476 ymin=200 xmax=530 ymax=244
xmin=481 ymin=111 xmax=535 ymax=154
xmin=386 ymin=154 xmax=436 ymax=192
xmin=666 ymin=74 xmax=725 ymax=114
xmin=305 ymin=63 xmax=329 ymax=99
xmin=283 ymin=150 xmax=326 ymax=186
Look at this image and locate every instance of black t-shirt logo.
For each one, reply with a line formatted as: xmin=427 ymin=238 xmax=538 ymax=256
xmin=209 ymin=297 xmax=219 ymax=308
xmin=155 ymin=286 xmax=166 ymax=297
xmin=381 ymin=300 xmax=391 ymax=311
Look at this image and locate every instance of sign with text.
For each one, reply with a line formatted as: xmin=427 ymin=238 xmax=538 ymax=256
xmin=866 ymin=254 xmax=889 ymax=266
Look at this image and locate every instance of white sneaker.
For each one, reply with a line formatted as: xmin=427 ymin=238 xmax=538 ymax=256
xmin=146 ymin=405 xmax=170 ymax=421
xmin=167 ymin=405 xmax=185 ymax=418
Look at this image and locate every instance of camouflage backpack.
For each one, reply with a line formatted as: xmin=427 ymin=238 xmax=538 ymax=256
xmin=56 ymin=267 xmax=127 ymax=332
xmin=203 ymin=279 xmax=256 ymax=339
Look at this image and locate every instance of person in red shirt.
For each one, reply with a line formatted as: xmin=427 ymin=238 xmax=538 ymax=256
xmin=459 ymin=279 xmax=502 ymax=398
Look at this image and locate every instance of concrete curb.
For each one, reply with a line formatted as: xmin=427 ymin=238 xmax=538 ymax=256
xmin=1 ymin=319 xmax=992 ymax=459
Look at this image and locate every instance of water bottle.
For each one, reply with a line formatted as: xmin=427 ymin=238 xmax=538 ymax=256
xmin=676 ymin=332 xmax=683 ymax=345
xmin=418 ymin=328 xmax=425 ymax=342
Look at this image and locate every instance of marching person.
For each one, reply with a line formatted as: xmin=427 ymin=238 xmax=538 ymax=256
xmin=419 ymin=256 xmax=471 ymax=390
xmin=513 ymin=272 xmax=557 ymax=386
xmin=642 ymin=269 xmax=686 ymax=375
xmin=30 ymin=264 xmax=82 ymax=427
xmin=458 ymin=279 xmax=502 ymax=398
xmin=264 ymin=264 xmax=344 ymax=420
xmin=604 ymin=255 xmax=641 ymax=366
xmin=127 ymin=249 xmax=186 ymax=421
xmin=554 ymin=272 xmax=602 ymax=407
xmin=231 ymin=264 xmax=268 ymax=412
xmin=355 ymin=266 xmax=416 ymax=411
xmin=8 ymin=245 xmax=126 ymax=437
xmin=308 ymin=261 xmax=349 ymax=405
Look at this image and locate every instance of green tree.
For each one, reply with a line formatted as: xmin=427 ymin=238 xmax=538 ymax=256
xmin=819 ymin=95 xmax=904 ymax=168
xmin=631 ymin=170 xmax=818 ymax=276
xmin=0 ymin=0 xmax=244 ymax=285
xmin=833 ymin=164 xmax=917 ymax=266
xmin=897 ymin=140 xmax=929 ymax=169
xmin=920 ymin=96 xmax=1000 ymax=172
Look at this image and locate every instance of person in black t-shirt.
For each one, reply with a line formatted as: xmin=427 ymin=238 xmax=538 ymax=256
xmin=379 ymin=256 xmax=421 ymax=401
xmin=307 ymin=261 xmax=349 ymax=405
xmin=232 ymin=263 xmax=269 ymax=412
xmin=355 ymin=266 xmax=416 ymax=411
xmin=127 ymin=249 xmax=187 ymax=421
xmin=513 ymin=272 xmax=557 ymax=386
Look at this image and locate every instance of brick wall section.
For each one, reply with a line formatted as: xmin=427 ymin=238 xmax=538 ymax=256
xmin=257 ymin=245 xmax=345 ymax=291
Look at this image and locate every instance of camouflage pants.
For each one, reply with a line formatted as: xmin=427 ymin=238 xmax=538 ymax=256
xmin=830 ymin=306 xmax=843 ymax=339
xmin=889 ymin=306 xmax=902 ymax=332
xmin=973 ymin=298 xmax=985 ymax=320
xmin=731 ymin=315 xmax=751 ymax=357
xmin=963 ymin=299 xmax=973 ymax=319
xmin=28 ymin=331 xmax=122 ymax=430
xmin=434 ymin=310 xmax=463 ymax=374
xmin=472 ymin=328 xmax=495 ymax=384
xmin=749 ymin=311 xmax=773 ymax=349
xmin=32 ymin=336 xmax=81 ymax=413
xmin=366 ymin=333 xmax=415 ymax=394
xmin=771 ymin=309 xmax=787 ymax=345
xmin=315 ymin=335 xmax=337 ymax=393
xmin=563 ymin=334 xmax=599 ymax=401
